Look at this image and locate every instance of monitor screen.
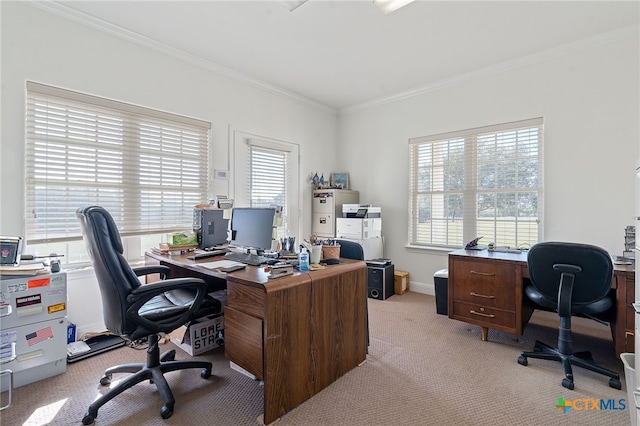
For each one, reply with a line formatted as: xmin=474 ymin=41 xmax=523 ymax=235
xmin=0 ymin=236 xmax=23 ymax=266
xmin=229 ymin=208 xmax=275 ymax=252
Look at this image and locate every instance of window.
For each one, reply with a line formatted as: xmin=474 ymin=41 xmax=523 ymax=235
xmin=232 ymin=132 xmax=300 ymax=243
xmin=409 ymin=118 xmax=543 ymax=249
xmin=250 ymin=144 xmax=289 ymax=238
xmin=25 ymin=82 xmax=210 ymax=263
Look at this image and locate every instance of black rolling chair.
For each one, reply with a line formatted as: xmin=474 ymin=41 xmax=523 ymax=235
xmin=336 ymin=239 xmax=365 ymax=261
xmin=76 ymin=206 xmax=223 ymax=424
xmin=517 ymin=242 xmax=621 ymax=390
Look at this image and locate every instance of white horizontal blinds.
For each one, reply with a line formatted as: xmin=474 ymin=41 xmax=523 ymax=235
xmin=25 ymin=82 xmax=210 ymax=245
xmin=409 ymin=118 xmax=543 ymax=249
xmin=248 ymin=140 xmax=289 ymax=239
xmin=475 ymin=122 xmax=543 ymax=248
xmin=409 ymin=137 xmax=465 ymax=248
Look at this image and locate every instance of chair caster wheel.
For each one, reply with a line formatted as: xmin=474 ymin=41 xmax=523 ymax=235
xmin=160 ymin=404 xmax=174 ymax=419
xmin=82 ymin=412 xmax=95 ymax=425
xmin=609 ymin=378 xmax=622 ymax=390
xmin=99 ymin=374 xmax=112 ymax=386
xmin=562 ymin=378 xmax=575 ymax=390
xmin=517 ymin=356 xmax=528 ymax=366
xmin=201 ymin=368 xmax=211 ymax=379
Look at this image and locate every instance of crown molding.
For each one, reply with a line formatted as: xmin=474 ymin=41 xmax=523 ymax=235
xmin=26 ymin=2 xmax=638 ymax=116
xmin=341 ymin=24 xmax=639 ymax=114
xmin=28 ymin=0 xmax=337 ymax=114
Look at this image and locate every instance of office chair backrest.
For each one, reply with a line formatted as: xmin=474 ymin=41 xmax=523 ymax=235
xmin=335 ymin=239 xmax=364 ymax=261
xmin=76 ymin=205 xmax=144 ymax=336
xmin=527 ymin=241 xmax=613 ymax=307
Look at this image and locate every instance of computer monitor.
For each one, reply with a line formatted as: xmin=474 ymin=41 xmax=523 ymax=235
xmin=229 ymin=207 xmax=275 ymax=253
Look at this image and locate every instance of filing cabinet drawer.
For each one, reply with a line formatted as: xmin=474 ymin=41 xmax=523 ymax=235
xmin=312 ymin=212 xmax=334 ymax=236
xmin=452 ymin=301 xmax=516 ymax=331
xmin=451 ymin=259 xmax=516 ymax=310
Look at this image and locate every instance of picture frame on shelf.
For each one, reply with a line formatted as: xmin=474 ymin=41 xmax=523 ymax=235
xmin=330 ymin=173 xmax=349 ymax=189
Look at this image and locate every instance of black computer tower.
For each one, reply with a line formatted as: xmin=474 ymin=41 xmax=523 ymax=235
xmin=193 ymin=209 xmax=229 ymax=249
xmin=367 ymin=264 xmax=394 ymax=300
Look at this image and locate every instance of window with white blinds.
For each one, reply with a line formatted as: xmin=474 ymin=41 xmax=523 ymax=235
xmin=408 ymin=118 xmax=543 ymax=249
xmin=249 ymin=142 xmax=289 ymax=239
xmin=25 ymin=82 xmax=210 ymax=260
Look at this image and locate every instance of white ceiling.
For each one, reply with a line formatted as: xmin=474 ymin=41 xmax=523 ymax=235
xmin=41 ymin=1 xmax=640 ymax=111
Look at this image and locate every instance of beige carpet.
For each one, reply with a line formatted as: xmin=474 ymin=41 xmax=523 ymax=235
xmin=1 ymin=292 xmax=632 ymax=425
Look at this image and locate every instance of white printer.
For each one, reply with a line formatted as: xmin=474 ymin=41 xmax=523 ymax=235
xmin=337 ymin=205 xmax=382 ymax=240
xmin=335 ymin=205 xmax=384 ymax=260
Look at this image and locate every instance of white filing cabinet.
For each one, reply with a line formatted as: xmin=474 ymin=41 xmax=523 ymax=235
xmin=312 ymin=189 xmax=359 ymax=238
xmin=1 ymin=272 xmax=67 ymax=392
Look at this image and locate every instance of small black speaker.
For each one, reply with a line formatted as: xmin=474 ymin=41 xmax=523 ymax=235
xmin=367 ymin=264 xmax=394 ymax=300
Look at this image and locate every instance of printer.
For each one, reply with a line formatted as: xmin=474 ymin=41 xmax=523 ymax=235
xmin=337 ymin=205 xmax=382 ymax=240
xmin=342 ymin=204 xmax=381 ymax=218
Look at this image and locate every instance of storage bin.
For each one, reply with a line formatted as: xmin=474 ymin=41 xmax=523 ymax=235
xmin=621 ymin=352 xmax=638 ymax=426
xmin=434 ymin=269 xmax=448 ymax=315
xmin=322 ymin=244 xmax=340 ymax=260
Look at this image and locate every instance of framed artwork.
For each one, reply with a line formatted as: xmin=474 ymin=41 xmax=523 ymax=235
xmin=330 ymin=173 xmax=349 ymax=189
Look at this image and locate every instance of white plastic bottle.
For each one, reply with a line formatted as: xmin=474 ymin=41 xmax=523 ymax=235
xmin=298 ymin=247 xmax=309 ymax=271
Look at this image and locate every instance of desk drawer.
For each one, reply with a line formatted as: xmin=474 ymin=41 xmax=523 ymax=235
xmin=451 ymin=259 xmax=515 ymax=310
xmin=224 ymin=306 xmax=263 ymax=380
xmin=227 ymin=282 xmax=265 ymax=319
xmin=452 ymin=301 xmax=516 ymax=330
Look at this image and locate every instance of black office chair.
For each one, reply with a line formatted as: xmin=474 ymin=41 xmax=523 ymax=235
xmin=517 ymin=241 xmax=621 ymax=390
xmin=336 ymin=239 xmax=365 ymax=261
xmin=76 ymin=206 xmax=223 ymax=424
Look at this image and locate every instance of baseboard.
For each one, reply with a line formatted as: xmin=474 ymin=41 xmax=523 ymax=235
xmin=406 ymin=281 xmax=434 ymax=296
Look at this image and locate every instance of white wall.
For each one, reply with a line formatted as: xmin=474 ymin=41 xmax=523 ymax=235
xmin=338 ymin=31 xmax=640 ymax=293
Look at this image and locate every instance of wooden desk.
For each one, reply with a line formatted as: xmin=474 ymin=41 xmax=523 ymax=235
xmin=448 ymin=249 xmax=635 ymax=357
xmin=145 ymin=252 xmax=368 ymax=425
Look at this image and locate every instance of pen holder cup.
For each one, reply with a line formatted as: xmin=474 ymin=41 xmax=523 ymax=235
xmin=310 ymin=245 xmax=322 ymax=264
xmin=322 ymin=245 xmax=340 ymax=260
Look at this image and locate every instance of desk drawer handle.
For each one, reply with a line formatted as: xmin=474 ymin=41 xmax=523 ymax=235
xmin=470 ymin=292 xmax=495 ymax=299
xmin=470 ymin=271 xmax=496 ymax=277
xmin=470 ymin=310 xmax=495 ymax=318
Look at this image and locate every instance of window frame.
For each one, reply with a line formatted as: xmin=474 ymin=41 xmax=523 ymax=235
xmin=231 ymin=130 xmax=300 ymax=245
xmin=408 ymin=118 xmax=544 ymax=250
xmin=25 ymin=82 xmax=211 ymax=263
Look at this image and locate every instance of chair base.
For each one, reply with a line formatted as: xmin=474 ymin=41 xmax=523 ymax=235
xmin=82 ymin=335 xmax=212 ymax=425
xmin=518 ymin=340 xmax=621 ymax=390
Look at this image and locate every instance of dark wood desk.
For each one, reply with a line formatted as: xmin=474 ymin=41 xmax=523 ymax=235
xmin=144 ymin=252 xmax=368 ymax=425
xmin=448 ymin=249 xmax=635 ymax=357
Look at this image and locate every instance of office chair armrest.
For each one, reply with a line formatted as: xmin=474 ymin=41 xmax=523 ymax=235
xmin=127 ymin=278 xmax=209 ymax=333
xmin=128 ymin=277 xmax=208 ymax=298
xmin=132 ymin=265 xmax=171 ymax=280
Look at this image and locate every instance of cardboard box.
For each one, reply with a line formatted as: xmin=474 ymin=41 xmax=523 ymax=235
xmin=394 ymin=270 xmax=410 ymax=295
xmin=170 ymin=314 xmax=223 ymax=356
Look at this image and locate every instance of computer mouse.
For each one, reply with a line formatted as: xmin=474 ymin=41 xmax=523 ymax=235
xmin=322 ymin=258 xmax=340 ymax=265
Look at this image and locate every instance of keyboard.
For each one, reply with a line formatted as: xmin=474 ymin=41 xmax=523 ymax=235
xmin=187 ymin=248 xmax=230 ymax=260
xmin=224 ymin=251 xmax=274 ymax=266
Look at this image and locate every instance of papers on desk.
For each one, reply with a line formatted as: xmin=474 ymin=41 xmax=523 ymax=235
xmin=0 ymin=263 xmax=48 ymax=276
xmin=197 ymin=260 xmax=245 ymax=270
